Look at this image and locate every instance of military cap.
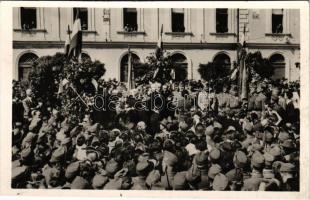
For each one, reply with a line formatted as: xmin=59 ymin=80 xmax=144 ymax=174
xmin=278 ymin=131 xmax=290 ymax=142
xmin=195 ymin=151 xmax=208 ymax=169
xmin=251 ymin=151 xmax=265 ymax=169
xmin=233 ymin=151 xmax=247 ymax=168
xmin=263 ymin=152 xmax=275 ymax=167
xmin=21 ymin=132 xmax=36 ymax=147
xmin=280 ymin=163 xmax=296 ymax=173
xmin=179 ymin=121 xmax=188 ymax=131
xmin=269 ymin=145 xmax=282 ymax=158
xmin=173 ymin=172 xmax=188 ymax=190
xmin=136 ymin=161 xmax=151 ymax=175
xmin=281 ymin=139 xmax=295 ymax=149
xmin=12 ymin=165 xmax=29 ymax=181
xmin=209 ymin=148 xmax=221 ymax=161
xmin=135 ymin=142 xmax=146 ymax=152
xmin=92 ymin=174 xmax=108 ymax=189
xmin=60 ymin=137 xmax=71 ymax=145
xmin=244 ymin=122 xmax=254 ymax=133
xmin=43 ymin=166 xmax=61 ymax=187
xmin=185 ymin=143 xmax=199 ymax=156
xmin=261 ymin=119 xmax=269 ymax=127
xmin=71 ymin=176 xmax=90 ymax=189
xmin=50 ymin=147 xmax=65 ymax=163
xmin=195 ymin=123 xmax=206 ymax=137
xmin=205 ymin=125 xmax=215 ymax=136
xmin=251 ymin=142 xmax=263 ymax=152
xmin=213 ymin=173 xmax=228 ymax=191
xmin=103 ymin=178 xmax=122 ymax=190
xmin=225 ymin=126 xmax=236 ymax=133
xmin=20 ymin=146 xmax=33 ymax=161
xmin=163 ymin=151 xmax=178 ymax=166
xmin=213 ymin=121 xmax=223 ymax=130
xmin=264 ymin=130 xmax=274 ymax=143
xmin=145 ymin=170 xmax=161 ymax=187
xmin=65 ymin=161 xmax=80 ymax=181
xmin=105 ymin=159 xmax=119 ymax=177
xmin=208 ymin=164 xmax=222 ymax=179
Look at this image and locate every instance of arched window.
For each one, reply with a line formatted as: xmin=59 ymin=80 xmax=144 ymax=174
xmin=270 ymin=54 xmax=285 ymax=80
xmin=171 ymin=53 xmax=188 ymax=81
xmin=81 ymin=53 xmax=91 ymax=61
xmin=120 ymin=53 xmax=140 ymax=82
xmin=213 ymin=53 xmax=231 ymax=77
xmin=18 ymin=53 xmax=38 ymax=80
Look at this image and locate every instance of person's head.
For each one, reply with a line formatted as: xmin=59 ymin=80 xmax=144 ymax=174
xmin=179 ymin=83 xmax=184 ymax=91
xmin=162 ymin=84 xmax=168 ymax=92
xmin=26 ymin=88 xmax=32 ymax=97
xmin=137 ymin=121 xmax=146 ymax=131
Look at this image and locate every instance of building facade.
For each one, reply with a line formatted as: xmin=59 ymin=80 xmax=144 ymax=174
xmin=13 ymin=7 xmax=300 ymax=82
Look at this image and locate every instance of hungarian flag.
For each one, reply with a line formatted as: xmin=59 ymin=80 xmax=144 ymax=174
xmin=127 ymin=46 xmax=133 ymax=90
xmin=155 ymin=24 xmax=163 ymax=59
xmin=64 ymin=25 xmax=71 ymax=55
xmin=68 ymin=10 xmax=82 ymax=59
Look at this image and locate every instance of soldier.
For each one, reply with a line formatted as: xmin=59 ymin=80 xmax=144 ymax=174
xmin=227 ymin=85 xmax=240 ymax=114
xmin=242 ymin=151 xmax=265 ymax=191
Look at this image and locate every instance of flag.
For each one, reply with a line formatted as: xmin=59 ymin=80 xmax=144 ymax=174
xmin=230 ymin=67 xmax=239 ymax=81
xmin=153 ymin=67 xmax=159 ymax=79
xmin=240 ymin=25 xmax=246 ymax=47
xmin=68 ymin=10 xmax=82 ymax=59
xmin=155 ymin=24 xmax=163 ymax=59
xmin=64 ymin=25 xmax=71 ymax=55
xmin=127 ymin=46 xmax=133 ymax=90
xmin=91 ymin=78 xmax=98 ymax=92
xmin=240 ymin=59 xmax=248 ymax=100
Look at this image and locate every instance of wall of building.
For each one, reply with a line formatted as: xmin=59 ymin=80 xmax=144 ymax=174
xmin=13 ymin=7 xmax=300 ymax=82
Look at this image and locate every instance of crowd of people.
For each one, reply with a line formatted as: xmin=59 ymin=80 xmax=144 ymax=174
xmin=12 ymin=74 xmax=300 ymax=190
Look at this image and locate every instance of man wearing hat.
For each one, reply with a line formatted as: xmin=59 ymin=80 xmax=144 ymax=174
xmin=194 ymin=151 xmax=210 ymax=190
xmin=225 ymin=151 xmax=248 ymax=190
xmin=212 ymin=173 xmax=229 ymax=191
xmin=161 ymin=150 xmax=178 ymax=190
xmin=254 ymin=83 xmax=267 ymax=113
xmin=242 ymin=151 xmax=265 ymax=191
xmin=22 ymin=88 xmax=35 ymax=120
xmin=227 ymin=85 xmax=240 ymax=114
xmin=241 ymin=120 xmax=255 ymax=149
xmin=216 ymin=84 xmax=229 ymax=111
xmin=279 ymin=162 xmax=299 ymax=191
xmin=132 ymin=161 xmax=153 ymax=190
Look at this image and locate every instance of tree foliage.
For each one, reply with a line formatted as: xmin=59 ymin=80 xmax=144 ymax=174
xmin=29 ymin=52 xmax=106 ymax=103
xmin=245 ymin=51 xmax=274 ymax=80
xmin=133 ymin=51 xmax=176 ymax=84
xmin=198 ymin=62 xmax=230 ymax=81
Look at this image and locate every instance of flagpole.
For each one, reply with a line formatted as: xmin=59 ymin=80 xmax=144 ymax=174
xmin=128 ymin=45 xmax=132 ymax=91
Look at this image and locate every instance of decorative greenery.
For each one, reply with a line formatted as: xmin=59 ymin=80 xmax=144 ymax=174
xmin=245 ymin=51 xmax=274 ymax=80
xmin=29 ymin=52 xmax=106 ymax=114
xmin=133 ymin=51 xmax=177 ymax=84
xmin=198 ymin=62 xmax=230 ymax=81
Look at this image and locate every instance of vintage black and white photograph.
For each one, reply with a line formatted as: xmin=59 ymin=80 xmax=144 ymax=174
xmin=10 ymin=6 xmax=302 ymax=191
